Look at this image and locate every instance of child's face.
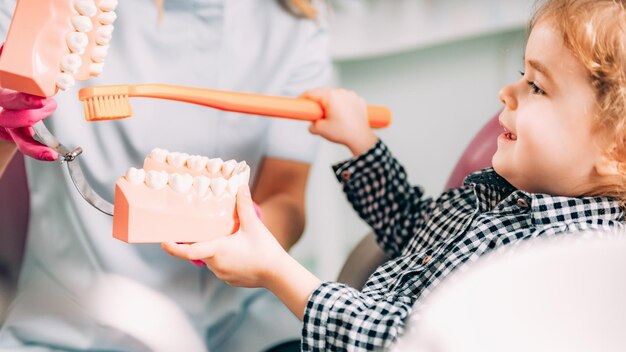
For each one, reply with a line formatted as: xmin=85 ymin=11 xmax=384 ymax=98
xmin=492 ymin=19 xmax=604 ymax=196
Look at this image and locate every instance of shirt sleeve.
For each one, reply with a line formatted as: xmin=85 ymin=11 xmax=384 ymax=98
xmin=302 ymin=282 xmax=412 ymax=351
xmin=265 ymin=8 xmax=332 ymax=163
xmin=333 ymin=140 xmax=437 ymax=257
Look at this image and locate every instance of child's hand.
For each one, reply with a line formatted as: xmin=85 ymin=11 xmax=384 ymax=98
xmin=303 ymin=88 xmax=378 ymax=156
xmin=161 ymin=185 xmax=289 ymax=288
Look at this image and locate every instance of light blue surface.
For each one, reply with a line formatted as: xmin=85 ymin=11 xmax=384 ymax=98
xmin=0 ymin=0 xmax=330 ymax=350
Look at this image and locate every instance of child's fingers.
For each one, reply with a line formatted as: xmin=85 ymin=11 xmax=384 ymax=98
xmin=236 ymin=185 xmax=262 ymax=231
xmin=186 ymin=241 xmax=219 ymax=259
xmin=300 ymin=88 xmax=329 ymax=102
xmin=308 ymin=122 xmax=319 ymax=135
xmin=161 ymin=242 xmax=191 ymax=259
xmin=302 ymin=89 xmax=334 ymax=112
xmin=161 ymin=241 xmax=217 ymax=261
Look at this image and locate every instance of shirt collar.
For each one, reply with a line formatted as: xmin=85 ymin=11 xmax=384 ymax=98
xmin=528 ymin=194 xmax=623 ymax=225
xmin=463 ymin=167 xmax=624 ymax=224
xmin=463 ymin=167 xmax=515 ymax=193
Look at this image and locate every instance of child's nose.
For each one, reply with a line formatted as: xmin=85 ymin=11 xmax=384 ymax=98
xmin=498 ymin=84 xmax=518 ymax=110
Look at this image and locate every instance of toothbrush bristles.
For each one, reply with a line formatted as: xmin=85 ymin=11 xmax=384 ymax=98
xmin=83 ymin=94 xmax=132 ymax=121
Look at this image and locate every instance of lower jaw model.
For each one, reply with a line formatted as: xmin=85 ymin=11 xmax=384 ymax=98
xmin=113 ymin=148 xmax=251 ymax=243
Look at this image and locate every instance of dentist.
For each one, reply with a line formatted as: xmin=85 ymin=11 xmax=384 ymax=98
xmin=0 ymin=0 xmax=330 ymax=351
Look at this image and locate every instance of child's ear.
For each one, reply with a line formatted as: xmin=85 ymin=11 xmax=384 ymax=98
xmin=595 ymin=153 xmax=621 ymax=176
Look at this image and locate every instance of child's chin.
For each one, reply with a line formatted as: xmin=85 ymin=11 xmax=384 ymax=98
xmin=491 ymin=155 xmax=511 ymax=177
xmin=491 ymin=153 xmax=504 ymax=170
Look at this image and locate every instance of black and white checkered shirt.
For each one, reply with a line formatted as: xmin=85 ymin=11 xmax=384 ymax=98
xmin=301 ymin=140 xmax=624 ymax=351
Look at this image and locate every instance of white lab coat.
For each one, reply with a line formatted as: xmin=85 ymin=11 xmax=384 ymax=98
xmin=0 ymin=0 xmax=330 ymax=350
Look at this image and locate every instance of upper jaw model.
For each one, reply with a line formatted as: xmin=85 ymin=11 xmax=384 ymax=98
xmin=0 ymin=0 xmax=118 ymax=97
xmin=113 ymin=148 xmax=251 ymax=243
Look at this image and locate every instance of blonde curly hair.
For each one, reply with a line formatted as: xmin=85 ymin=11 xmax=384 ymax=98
xmin=531 ymin=0 xmax=626 ymax=203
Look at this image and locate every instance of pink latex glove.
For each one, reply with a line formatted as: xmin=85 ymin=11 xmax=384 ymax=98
xmin=0 ymin=44 xmax=58 ymax=161
xmin=191 ymin=201 xmax=263 ymax=267
xmin=0 ymin=89 xmax=58 ymax=161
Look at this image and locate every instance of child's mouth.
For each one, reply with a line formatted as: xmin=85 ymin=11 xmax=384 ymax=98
xmin=498 ymin=119 xmax=517 ymax=142
xmin=500 ymin=126 xmax=517 ymax=142
xmin=502 ymin=127 xmax=517 ymax=141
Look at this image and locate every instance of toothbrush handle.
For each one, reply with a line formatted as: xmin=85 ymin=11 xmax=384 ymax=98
xmin=130 ymin=84 xmax=392 ymax=129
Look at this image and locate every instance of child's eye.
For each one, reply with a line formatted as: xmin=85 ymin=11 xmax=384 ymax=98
xmin=526 ymin=80 xmax=545 ymax=95
xmin=519 ymin=70 xmax=546 ymax=95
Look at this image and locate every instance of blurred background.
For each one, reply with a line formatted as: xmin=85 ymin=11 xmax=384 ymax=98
xmin=0 ymin=0 xmax=536 ymax=312
xmin=294 ymin=0 xmax=534 ymax=280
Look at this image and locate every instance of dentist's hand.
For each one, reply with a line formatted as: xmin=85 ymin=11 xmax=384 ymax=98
xmin=303 ymin=88 xmax=378 ymax=156
xmin=162 ymin=185 xmax=289 ymax=288
xmin=0 ymin=88 xmax=58 ymax=161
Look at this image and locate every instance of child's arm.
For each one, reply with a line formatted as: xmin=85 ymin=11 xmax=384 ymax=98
xmin=305 ymin=89 xmax=439 ymax=256
xmin=162 ymin=186 xmax=412 ymax=349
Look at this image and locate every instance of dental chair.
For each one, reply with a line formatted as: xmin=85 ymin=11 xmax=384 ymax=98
xmin=390 ymin=232 xmax=626 ymax=352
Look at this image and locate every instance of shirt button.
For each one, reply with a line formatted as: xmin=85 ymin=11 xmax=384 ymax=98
xmin=341 ymin=170 xmax=351 ymax=181
xmin=422 ymin=255 xmax=432 ymax=265
xmin=517 ymin=198 xmax=529 ymax=208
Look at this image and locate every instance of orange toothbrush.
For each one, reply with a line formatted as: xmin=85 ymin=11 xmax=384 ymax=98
xmin=78 ymin=84 xmax=392 ymax=128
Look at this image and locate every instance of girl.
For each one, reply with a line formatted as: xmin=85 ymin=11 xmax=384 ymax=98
xmin=163 ymin=0 xmax=626 ymax=350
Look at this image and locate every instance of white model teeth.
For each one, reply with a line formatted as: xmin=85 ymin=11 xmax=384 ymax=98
xmin=98 ymin=11 xmax=117 ymax=25
xmin=149 ymin=148 xmax=168 ymax=163
xmin=124 ymin=169 xmax=247 ymax=196
xmin=89 ymin=62 xmax=104 ymax=77
xmin=74 ymin=0 xmax=98 ymax=16
xmin=91 ymin=45 xmax=109 ymax=63
xmin=125 ymin=167 xmax=146 ymax=185
xmin=193 ymin=176 xmax=211 ymax=196
xmin=145 ymin=170 xmax=169 ymax=189
xmin=227 ymin=175 xmax=240 ymax=196
xmin=98 ymin=0 xmax=119 ymax=11
xmin=211 ymin=177 xmax=228 ymax=197
xmin=169 ymin=173 xmax=193 ymax=193
xmin=131 ymin=149 xmax=250 ymax=196
xmin=236 ymin=161 xmax=248 ymax=171
xmin=222 ymin=160 xmax=237 ymax=178
xmin=167 ymin=152 xmax=189 ymax=168
xmin=187 ymin=155 xmax=209 ymax=172
xmin=59 ymin=1 xmax=117 ymax=93
xmin=67 ymin=32 xmax=88 ymax=55
xmin=207 ymin=158 xmax=224 ymax=174
xmin=236 ymin=161 xmax=250 ymax=185
xmin=56 ymin=73 xmax=75 ymax=91
xmin=60 ymin=53 xmax=82 ymax=74
xmin=95 ymin=25 xmax=114 ymax=45
xmin=71 ymin=15 xmax=93 ymax=32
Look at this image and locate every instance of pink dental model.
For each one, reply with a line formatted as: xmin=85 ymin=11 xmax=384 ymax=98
xmin=0 ymin=0 xmax=117 ymax=97
xmin=113 ymin=148 xmax=251 ymax=243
